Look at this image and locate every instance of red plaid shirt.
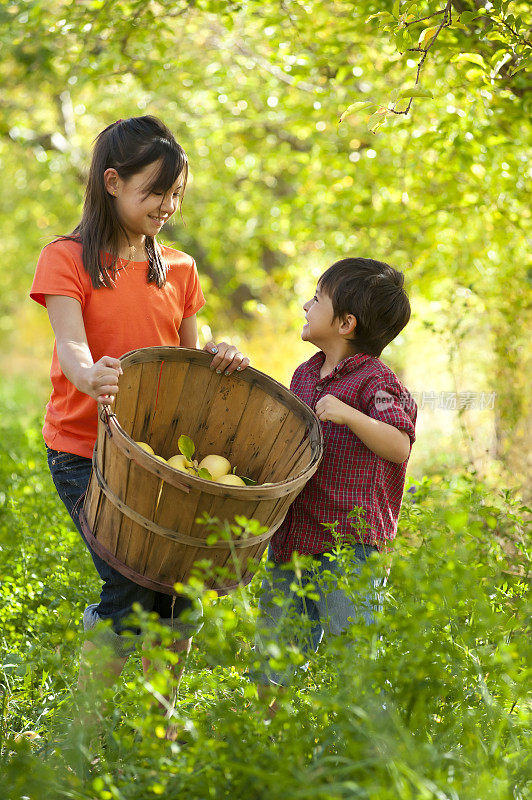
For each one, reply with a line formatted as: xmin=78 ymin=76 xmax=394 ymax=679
xmin=271 ymin=352 xmax=417 ymax=563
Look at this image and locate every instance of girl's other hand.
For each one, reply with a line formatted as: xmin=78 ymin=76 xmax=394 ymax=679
xmin=81 ymin=356 xmax=123 ymax=403
xmin=203 ymin=341 xmax=250 ymax=375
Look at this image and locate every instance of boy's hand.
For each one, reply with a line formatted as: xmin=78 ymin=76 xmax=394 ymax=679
xmin=315 ymin=394 xmax=350 ymax=425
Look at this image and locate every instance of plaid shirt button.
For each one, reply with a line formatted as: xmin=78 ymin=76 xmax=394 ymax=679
xmin=271 ymin=351 xmax=417 ymax=563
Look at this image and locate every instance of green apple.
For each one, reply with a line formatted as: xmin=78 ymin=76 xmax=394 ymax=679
xmin=198 ymin=454 xmax=232 ymax=480
xmin=135 ymin=441 xmax=154 ymax=455
xmin=167 ymin=454 xmax=193 ymax=472
xmin=216 ymin=473 xmax=246 ymax=486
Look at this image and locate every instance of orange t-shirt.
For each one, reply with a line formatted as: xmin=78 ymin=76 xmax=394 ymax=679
xmin=30 ymin=238 xmax=205 ymax=459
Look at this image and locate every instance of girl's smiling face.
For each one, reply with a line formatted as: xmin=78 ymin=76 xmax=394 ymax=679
xmin=105 ymin=160 xmax=185 ymax=247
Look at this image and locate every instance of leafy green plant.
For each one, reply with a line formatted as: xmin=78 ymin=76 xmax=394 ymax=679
xmin=0 ymin=407 xmax=530 ymax=799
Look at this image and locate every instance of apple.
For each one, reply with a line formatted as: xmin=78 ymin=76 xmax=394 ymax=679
xmin=152 ymin=454 xmax=166 ymax=462
xmin=216 ymin=474 xmax=246 ymax=486
xmin=135 ymin=441 xmax=154 ymax=454
xmin=198 ymin=455 xmax=231 ymax=480
xmin=167 ymin=454 xmax=193 ymax=472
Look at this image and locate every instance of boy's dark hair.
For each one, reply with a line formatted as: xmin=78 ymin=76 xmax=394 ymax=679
xmin=319 ymin=257 xmax=411 ymax=357
xmin=63 ymin=116 xmax=188 ymax=289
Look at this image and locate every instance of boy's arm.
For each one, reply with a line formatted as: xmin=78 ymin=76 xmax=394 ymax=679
xmin=315 ymin=394 xmax=411 ymax=464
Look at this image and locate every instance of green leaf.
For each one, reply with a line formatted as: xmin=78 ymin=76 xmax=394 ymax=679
xmin=178 ymin=435 xmax=195 ymax=460
xmin=394 ymin=97 xmax=411 ymax=113
xmin=445 ymin=510 xmax=468 ymax=531
xmin=366 ymin=12 xmax=393 ymax=23
xmin=367 ymin=110 xmax=387 ymax=132
xmin=198 ymin=467 xmax=212 ymax=480
xmin=459 ymin=11 xmax=477 ymax=25
xmin=339 ymin=100 xmax=374 ymax=123
xmin=240 ymin=476 xmax=257 ymax=485
xmin=452 ymin=52 xmax=488 ymax=69
xmin=398 ymin=85 xmax=434 ymax=98
xmin=418 ymin=26 xmax=439 ymax=47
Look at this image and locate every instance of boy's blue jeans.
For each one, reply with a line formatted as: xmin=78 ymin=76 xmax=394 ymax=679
xmin=46 ymin=445 xmax=202 ymax=658
xmin=254 ymin=543 xmax=385 ymax=686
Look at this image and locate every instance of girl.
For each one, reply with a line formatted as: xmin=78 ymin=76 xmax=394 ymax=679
xmin=30 ymin=116 xmax=249 ymax=723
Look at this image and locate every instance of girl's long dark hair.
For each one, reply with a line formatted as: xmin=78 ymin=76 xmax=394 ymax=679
xmin=65 ymin=116 xmax=188 ymax=288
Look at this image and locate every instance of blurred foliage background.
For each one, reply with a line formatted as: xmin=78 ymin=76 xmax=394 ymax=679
xmin=1 ymin=0 xmax=531 ymax=493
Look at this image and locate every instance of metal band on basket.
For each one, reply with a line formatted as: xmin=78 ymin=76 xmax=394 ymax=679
xmin=91 ymin=454 xmax=274 ymax=549
xmin=78 ymin=507 xmax=253 ymax=594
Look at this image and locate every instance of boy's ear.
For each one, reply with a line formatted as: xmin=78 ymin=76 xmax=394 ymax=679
xmin=339 ymin=314 xmax=357 ymax=337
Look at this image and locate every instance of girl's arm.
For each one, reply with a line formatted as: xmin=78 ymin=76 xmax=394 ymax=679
xmin=315 ymin=394 xmax=411 ymax=464
xmin=179 ymin=314 xmax=250 ymax=375
xmin=45 ymin=295 xmax=122 ymax=403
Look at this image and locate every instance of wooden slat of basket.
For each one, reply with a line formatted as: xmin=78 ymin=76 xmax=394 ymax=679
xmin=157 ymin=362 xmax=193 ymax=458
xmin=103 ymin=446 xmax=133 ymax=556
xmin=191 ymin=492 xmax=275 ymax=588
xmin=112 ymin=363 xmax=143 ymax=434
xmin=151 ymin=479 xmax=204 ymax=584
xmin=176 ymin=490 xmax=222 ymax=581
xmin=231 ymin=494 xmax=295 ymax=577
xmin=92 ymin=417 xmax=122 ymax=558
xmin=131 ymin=361 xmax=164 ymax=444
xmin=85 ymin=415 xmax=108 ymax=531
xmin=135 ymin=477 xmax=168 ymax=577
xmin=149 ymin=361 xmax=189 ymax=458
xmin=278 ymin=437 xmax=313 ymax=483
xmin=256 ymin=413 xmax=307 ymax=484
xmin=84 ymin=470 xmax=100 ymax=532
xmin=161 ymin=362 xmax=220 ymax=456
xmin=192 ymin=377 xmax=252 ymax=460
xmin=225 ymin=383 xmax=289 ymax=479
xmin=115 ymin=459 xmax=159 ymax=571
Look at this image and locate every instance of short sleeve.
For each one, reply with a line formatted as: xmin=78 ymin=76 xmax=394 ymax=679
xmin=182 ymin=257 xmax=205 ymax=318
xmin=30 ymin=240 xmax=88 ymax=310
xmin=361 ymin=377 xmax=417 ymax=443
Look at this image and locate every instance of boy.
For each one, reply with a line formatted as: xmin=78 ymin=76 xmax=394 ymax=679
xmin=254 ymin=257 xmax=417 ymax=687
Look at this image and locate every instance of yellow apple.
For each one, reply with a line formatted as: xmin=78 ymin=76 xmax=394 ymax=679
xmin=167 ymin=454 xmax=193 ymax=472
xmin=216 ymin=473 xmax=246 ymax=486
xmin=198 ymin=454 xmax=232 ymax=480
xmin=135 ymin=441 xmax=154 ymax=455
xmin=152 ymin=454 xmax=166 ymax=462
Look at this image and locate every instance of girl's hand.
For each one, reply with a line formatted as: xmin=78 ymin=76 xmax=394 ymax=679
xmin=80 ymin=356 xmax=123 ymax=403
xmin=315 ymin=394 xmax=350 ymax=425
xmin=203 ymin=341 xmax=250 ymax=375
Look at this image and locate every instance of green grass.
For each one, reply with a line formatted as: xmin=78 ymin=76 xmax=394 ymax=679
xmin=0 ymin=398 xmax=530 ymax=800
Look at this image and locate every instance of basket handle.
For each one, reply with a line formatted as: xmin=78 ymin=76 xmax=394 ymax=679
xmin=98 ymin=402 xmax=115 ymax=438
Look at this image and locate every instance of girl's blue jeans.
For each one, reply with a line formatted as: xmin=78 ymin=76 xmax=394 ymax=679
xmin=253 ymin=543 xmax=385 ymax=686
xmin=46 ymin=445 xmax=202 ymax=657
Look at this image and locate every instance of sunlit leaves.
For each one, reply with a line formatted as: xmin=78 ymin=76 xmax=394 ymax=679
xmin=338 ymin=100 xmax=374 ymax=123
xmin=452 ymin=52 xmax=488 ymax=69
xmin=397 ymin=84 xmax=434 ymax=99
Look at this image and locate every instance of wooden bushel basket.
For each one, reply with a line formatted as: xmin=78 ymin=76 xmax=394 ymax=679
xmin=79 ymin=346 xmax=323 ymax=595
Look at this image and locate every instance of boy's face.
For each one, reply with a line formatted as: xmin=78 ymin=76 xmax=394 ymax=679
xmin=302 ymin=285 xmax=338 ymax=347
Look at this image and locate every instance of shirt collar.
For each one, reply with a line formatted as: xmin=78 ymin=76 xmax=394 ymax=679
xmin=307 ymin=351 xmax=373 ymax=381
